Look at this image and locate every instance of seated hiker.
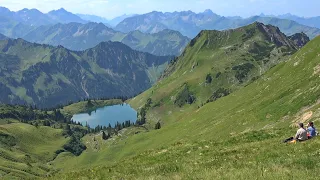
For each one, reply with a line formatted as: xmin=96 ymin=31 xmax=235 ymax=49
xmin=283 ymin=123 xmax=308 ymax=143
xmin=307 ymin=122 xmax=317 ymax=138
xmin=294 ymin=123 xmax=308 ymax=141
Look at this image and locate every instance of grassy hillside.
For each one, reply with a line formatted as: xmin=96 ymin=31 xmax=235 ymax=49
xmin=50 ymin=27 xmax=320 ymax=179
xmin=0 ymin=123 xmax=68 ymax=179
xmin=131 ymin=22 xmax=304 ymax=114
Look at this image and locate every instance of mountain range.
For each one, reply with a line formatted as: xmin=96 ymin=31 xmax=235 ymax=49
xmin=22 ymin=22 xmax=190 ymax=56
xmin=0 ymin=7 xmax=90 ymax=38
xmin=77 ymin=13 xmax=137 ymax=27
xmin=1 ymin=7 xmax=320 ymax=57
xmin=115 ymin=10 xmax=320 ymax=39
xmin=0 ymin=7 xmax=87 ymax=26
xmin=0 ymin=7 xmax=189 ymax=56
xmin=0 ymin=34 xmax=172 ymax=107
xmin=1 ymin=7 xmax=320 ymax=178
xmin=261 ymin=13 xmax=320 ymax=29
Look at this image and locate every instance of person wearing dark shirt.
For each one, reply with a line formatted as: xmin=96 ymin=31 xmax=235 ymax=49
xmin=307 ymin=122 xmax=317 ymax=138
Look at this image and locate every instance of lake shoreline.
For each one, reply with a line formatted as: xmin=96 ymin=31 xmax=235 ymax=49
xmin=72 ymin=103 xmax=137 ymax=128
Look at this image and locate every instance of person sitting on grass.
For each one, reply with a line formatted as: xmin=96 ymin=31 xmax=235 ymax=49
xmin=294 ymin=123 xmax=308 ymax=141
xmin=307 ymin=122 xmax=317 ymax=138
xmin=283 ymin=123 xmax=308 ymax=143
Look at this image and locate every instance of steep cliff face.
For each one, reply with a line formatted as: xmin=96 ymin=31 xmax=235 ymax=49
xmin=0 ymin=39 xmax=172 ymax=107
xmin=288 ymin=32 xmax=310 ymax=48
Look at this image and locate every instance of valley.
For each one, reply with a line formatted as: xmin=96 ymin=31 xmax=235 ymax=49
xmin=0 ymin=36 xmax=172 ymax=108
xmin=55 ymin=28 xmax=320 ymax=179
xmin=0 ymin=3 xmax=320 ymax=180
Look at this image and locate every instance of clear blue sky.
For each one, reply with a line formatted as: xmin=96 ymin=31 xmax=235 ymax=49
xmin=1 ymin=0 xmax=319 ymax=19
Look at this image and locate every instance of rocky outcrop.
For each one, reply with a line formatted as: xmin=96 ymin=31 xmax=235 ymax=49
xmin=288 ymin=32 xmax=310 ymax=48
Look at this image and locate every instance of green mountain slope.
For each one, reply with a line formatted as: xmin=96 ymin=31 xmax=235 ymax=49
xmin=22 ymin=22 xmax=189 ymax=56
xmin=0 ymin=122 xmax=68 ymax=179
xmin=0 ymin=38 xmax=172 ymax=108
xmin=0 ymin=15 xmax=36 ymax=38
xmin=53 ymin=24 xmax=320 ymax=180
xmin=121 ymin=29 xmax=190 ymax=56
xmin=151 ymin=22 xmax=306 ymax=108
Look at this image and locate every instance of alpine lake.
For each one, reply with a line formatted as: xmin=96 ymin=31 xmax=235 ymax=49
xmin=71 ymin=103 xmax=137 ymax=128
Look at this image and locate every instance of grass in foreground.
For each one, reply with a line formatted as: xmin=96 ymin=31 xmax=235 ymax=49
xmin=0 ymin=123 xmax=68 ymax=179
xmin=53 ymin=128 xmax=320 ymax=180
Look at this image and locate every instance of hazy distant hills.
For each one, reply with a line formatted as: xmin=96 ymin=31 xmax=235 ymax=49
xmin=23 ymin=22 xmax=190 ymax=56
xmin=0 ymin=7 xmax=87 ymax=26
xmin=77 ymin=13 xmax=137 ymax=27
xmin=0 ymin=6 xmax=89 ymax=38
xmin=1 ymin=6 xmax=319 ymax=40
xmin=0 ymin=7 xmax=189 ymax=56
xmin=115 ymin=10 xmax=320 ymax=39
xmin=0 ymin=35 xmax=172 ymax=107
xmin=0 ymin=7 xmax=55 ymax=26
xmin=76 ymin=14 xmax=111 ymax=26
xmin=47 ymin=8 xmax=87 ymax=24
xmin=108 ymin=14 xmax=138 ymax=27
xmin=260 ymin=13 xmax=320 ymax=29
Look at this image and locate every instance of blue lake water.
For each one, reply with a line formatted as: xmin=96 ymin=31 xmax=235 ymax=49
xmin=72 ymin=104 xmax=137 ymax=128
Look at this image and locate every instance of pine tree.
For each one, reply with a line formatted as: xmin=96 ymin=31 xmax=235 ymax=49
xmin=206 ymin=74 xmax=213 ymax=83
xmin=64 ymin=124 xmax=72 ymax=136
xmin=155 ymin=122 xmax=161 ymax=130
xmin=102 ymin=131 xmax=108 ymax=140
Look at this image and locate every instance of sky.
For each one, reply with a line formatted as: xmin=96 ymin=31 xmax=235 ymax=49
xmin=0 ymin=0 xmax=319 ymax=19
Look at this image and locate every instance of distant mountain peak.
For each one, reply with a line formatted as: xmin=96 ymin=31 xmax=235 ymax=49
xmin=49 ymin=8 xmax=69 ymax=14
xmin=203 ymin=9 xmax=214 ymax=15
xmin=149 ymin=11 xmax=162 ymax=14
xmin=0 ymin=6 xmax=10 ymax=10
xmin=18 ymin=8 xmax=43 ymax=14
xmin=57 ymin=8 xmax=67 ymax=12
xmin=47 ymin=7 xmax=86 ymax=24
xmin=283 ymin=13 xmax=294 ymax=16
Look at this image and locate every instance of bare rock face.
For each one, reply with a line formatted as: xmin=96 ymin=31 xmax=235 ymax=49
xmin=255 ymin=22 xmax=297 ymax=49
xmin=288 ymin=32 xmax=310 ymax=48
